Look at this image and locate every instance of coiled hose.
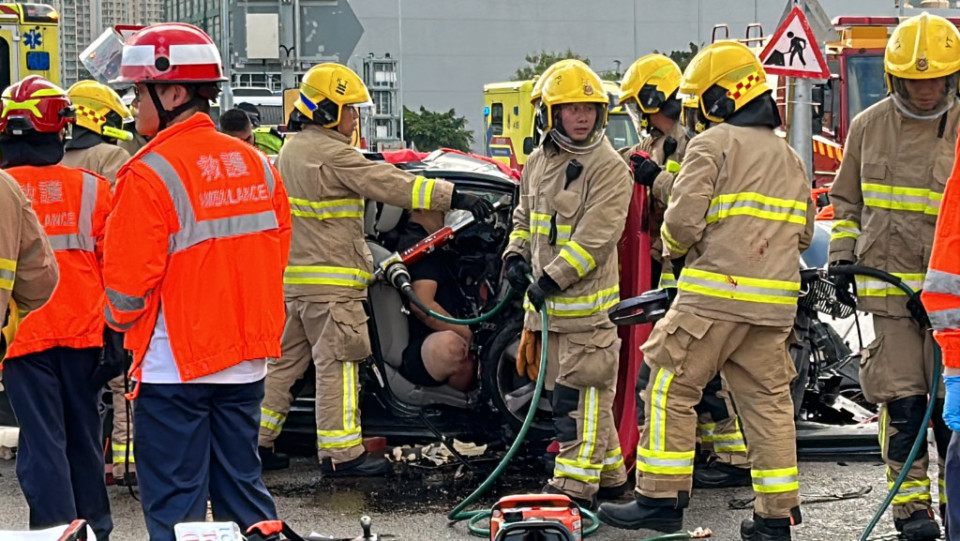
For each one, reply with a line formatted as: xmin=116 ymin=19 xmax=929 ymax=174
xmin=827 ymin=266 xmax=943 ymax=541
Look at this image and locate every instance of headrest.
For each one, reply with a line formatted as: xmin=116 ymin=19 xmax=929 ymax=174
xmin=363 ymin=201 xmax=406 ymax=237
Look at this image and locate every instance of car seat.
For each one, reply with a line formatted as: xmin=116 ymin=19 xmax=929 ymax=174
xmin=364 ymin=201 xmax=476 ymax=408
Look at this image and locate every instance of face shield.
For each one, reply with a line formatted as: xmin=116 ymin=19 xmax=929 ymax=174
xmin=624 ymin=99 xmax=648 ymax=135
xmin=889 ymin=73 xmax=958 ymax=120
xmin=679 ymin=93 xmax=707 ymax=136
xmin=79 ymin=29 xmax=126 ymax=86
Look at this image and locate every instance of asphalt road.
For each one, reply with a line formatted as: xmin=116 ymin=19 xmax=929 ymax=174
xmin=0 ymin=449 xmax=943 ymax=541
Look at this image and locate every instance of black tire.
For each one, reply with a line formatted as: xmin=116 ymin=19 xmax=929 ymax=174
xmin=481 ymin=319 xmax=553 ymax=441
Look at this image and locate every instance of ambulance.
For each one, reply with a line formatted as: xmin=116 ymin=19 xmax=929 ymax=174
xmin=0 ymin=3 xmax=59 ymax=90
xmin=482 ymin=79 xmax=640 ymax=171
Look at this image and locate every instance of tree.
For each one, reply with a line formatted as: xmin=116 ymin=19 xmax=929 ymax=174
xmin=512 ymin=49 xmax=589 ymax=81
xmin=653 ymin=42 xmax=701 ymax=72
xmin=402 ymin=106 xmax=474 ymax=152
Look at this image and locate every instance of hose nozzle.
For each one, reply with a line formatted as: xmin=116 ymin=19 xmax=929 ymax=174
xmin=376 ymin=252 xmax=412 ymax=291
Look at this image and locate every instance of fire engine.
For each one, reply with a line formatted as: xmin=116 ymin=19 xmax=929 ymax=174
xmin=0 ymin=3 xmax=59 ymax=90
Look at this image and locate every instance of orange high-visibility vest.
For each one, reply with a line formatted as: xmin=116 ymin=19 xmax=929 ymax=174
xmin=922 ymin=135 xmax=960 ymax=369
xmin=103 ymin=113 xmax=292 ymax=382
xmin=6 ymin=164 xmax=111 ymax=358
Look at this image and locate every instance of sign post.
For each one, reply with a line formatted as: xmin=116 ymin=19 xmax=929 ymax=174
xmin=759 ymin=4 xmax=830 ymax=182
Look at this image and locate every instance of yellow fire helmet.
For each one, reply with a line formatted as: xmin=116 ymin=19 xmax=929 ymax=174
xmin=68 ymin=80 xmax=133 ymax=141
xmin=1 ymin=298 xmax=20 ymax=364
xmin=531 ymin=58 xmax=591 ymax=105
xmin=885 ymin=12 xmax=960 ymax=116
xmin=619 ymin=54 xmax=682 ymax=113
xmin=679 ymin=40 xmax=770 ymax=124
xmin=538 ymin=62 xmax=609 ymax=153
xmin=294 ymin=63 xmax=372 ymax=128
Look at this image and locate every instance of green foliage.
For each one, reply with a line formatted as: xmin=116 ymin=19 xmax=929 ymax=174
xmin=402 ymin=106 xmax=474 ymax=152
xmin=653 ymin=42 xmax=701 ymax=72
xmin=512 ymin=49 xmax=589 ymax=81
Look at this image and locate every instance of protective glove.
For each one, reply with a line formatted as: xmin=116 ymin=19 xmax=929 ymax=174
xmin=943 ymin=375 xmax=960 ymax=431
xmin=505 ymin=255 xmax=532 ymax=293
xmin=906 ymin=290 xmax=931 ymax=329
xmin=670 ymin=256 xmax=686 ymax=280
xmin=527 ymin=274 xmax=560 ymax=312
xmin=829 ymin=260 xmax=857 ymax=308
xmin=451 ymin=188 xmax=494 ymax=222
xmin=515 ymin=328 xmax=543 ymax=381
xmin=629 ymin=151 xmax=662 ymax=188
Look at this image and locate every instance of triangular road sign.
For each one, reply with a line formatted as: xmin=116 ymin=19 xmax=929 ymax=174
xmin=759 ymin=6 xmax=830 ymax=79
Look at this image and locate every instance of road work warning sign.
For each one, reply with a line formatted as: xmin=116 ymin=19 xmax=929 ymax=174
xmin=759 ymin=6 xmax=830 ymax=79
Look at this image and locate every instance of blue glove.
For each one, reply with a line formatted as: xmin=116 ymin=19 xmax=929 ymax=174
xmin=945 ymin=375 xmax=960 ymax=432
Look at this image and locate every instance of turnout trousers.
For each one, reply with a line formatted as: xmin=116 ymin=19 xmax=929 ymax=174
xmin=259 ymin=299 xmax=371 ymax=463
xmin=636 ymin=310 xmax=799 ymax=519
xmin=4 ymin=347 xmax=112 ymax=540
xmin=860 ymin=315 xmax=949 ymax=520
xmin=135 ymin=380 xmax=277 ymax=541
xmin=543 ymin=326 xmax=628 ymax=500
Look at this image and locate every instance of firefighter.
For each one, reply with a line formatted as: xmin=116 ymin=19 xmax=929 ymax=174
xmin=598 ymin=41 xmax=811 ymax=540
xmin=0 ymin=75 xmax=114 ymax=540
xmin=220 ymin=107 xmax=256 ymax=145
xmin=102 ymin=23 xmax=289 ymax=540
xmin=62 ymin=80 xmax=133 ymax=186
xmin=831 ymin=13 xmax=960 ymax=540
xmin=506 ymin=61 xmax=631 ymax=510
xmin=258 ymin=62 xmax=493 ymax=475
xmin=61 ymin=78 xmax=138 ymax=487
xmin=236 ymin=102 xmax=286 ymax=155
xmin=619 ymin=53 xmax=751 ymax=490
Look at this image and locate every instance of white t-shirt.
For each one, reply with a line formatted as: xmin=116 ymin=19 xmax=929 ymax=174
xmin=139 ymin=309 xmax=268 ymax=384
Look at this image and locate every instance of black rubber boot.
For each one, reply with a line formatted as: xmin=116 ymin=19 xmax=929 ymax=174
xmin=542 ymin=483 xmax=598 ymax=512
xmin=597 ymin=493 xmax=685 ymax=532
xmin=320 ymin=452 xmax=392 ymax=477
xmin=895 ymin=509 xmax=941 ymax=541
xmin=740 ymin=509 xmax=801 ymax=541
xmin=693 ymin=460 xmax=751 ymax=488
xmin=114 ymin=471 xmax=138 ymax=487
xmin=258 ymin=446 xmax=290 ymax=471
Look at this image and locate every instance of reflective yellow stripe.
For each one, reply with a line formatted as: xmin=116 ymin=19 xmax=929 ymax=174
xmin=288 ymin=197 xmax=365 ymax=220
xmin=752 ymin=467 xmax=800 ymax=494
xmin=863 ymin=183 xmax=942 ymax=215
xmin=603 ymin=447 xmax=624 ymax=471
xmin=665 ymin=159 xmax=680 ymax=174
xmin=530 ymin=212 xmax=571 ymax=244
xmin=705 ymin=192 xmax=808 ymax=226
xmin=577 ymin=387 xmax=600 ymax=464
xmin=856 ymin=272 xmax=925 ymax=297
xmin=940 ymin=478 xmax=947 ymax=504
xmin=318 ymin=363 xmax=362 ymax=450
xmin=523 ymin=286 xmax=619 ymax=317
xmin=509 ymin=229 xmax=531 ymax=242
xmin=659 ymin=268 xmax=677 ymax=289
xmin=697 ymin=422 xmax=717 ymax=443
xmin=660 ymin=222 xmax=688 ymax=256
xmin=651 ymin=368 xmax=674 ymax=452
xmin=554 ymin=457 xmax=602 ymax=483
xmin=283 ymin=265 xmax=373 ymax=289
xmin=890 ymin=479 xmax=931 ymax=505
xmin=635 ymin=446 xmax=695 ymax=475
xmin=879 ymin=407 xmax=887 ymax=455
xmin=713 ymin=419 xmax=747 ymax=453
xmin=678 ymin=267 xmax=800 ymax=305
xmin=0 ymin=257 xmax=15 ymax=290
xmin=559 ymin=241 xmax=596 ymax=278
xmin=830 ymin=219 xmax=861 ymax=242
xmin=412 ymin=176 xmax=436 ymax=210
xmin=111 ymin=443 xmax=135 ymax=463
xmin=260 ymin=407 xmax=287 ymax=433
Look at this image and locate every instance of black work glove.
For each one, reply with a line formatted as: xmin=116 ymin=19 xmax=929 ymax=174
xmin=829 ymin=260 xmax=857 ymax=308
xmin=630 ymin=151 xmax=661 ymax=188
xmin=670 ymin=256 xmax=686 ymax=280
xmin=451 ymin=188 xmax=494 ymax=222
xmin=907 ymin=291 xmax=931 ymax=329
xmin=505 ymin=255 xmax=533 ymax=293
xmin=527 ymin=274 xmax=561 ymax=312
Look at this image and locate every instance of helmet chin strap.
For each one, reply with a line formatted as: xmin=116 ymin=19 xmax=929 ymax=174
xmin=146 ymin=84 xmax=202 ymax=131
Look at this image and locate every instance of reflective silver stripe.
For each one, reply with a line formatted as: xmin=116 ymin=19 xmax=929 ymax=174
xmin=47 ymin=234 xmax=95 ymax=252
xmin=554 ymin=460 xmax=602 ymax=478
xmin=752 ymin=475 xmax=799 ymax=487
xmin=679 ymin=275 xmax=799 ymax=299
xmin=0 ymin=268 xmax=14 ymax=283
xmin=635 ymin=454 xmax=694 ymax=469
xmin=707 ymin=197 xmax=807 ymax=222
xmin=930 ymin=307 xmax=960 ymax=331
xmin=316 ymin=432 xmax=361 ymax=445
xmin=107 ymin=288 xmax=146 ymax=312
xmin=257 ymin=153 xmax=276 ymax=195
xmin=141 ymin=151 xmax=279 ymax=254
xmin=925 ymin=269 xmax=960 ymax=296
xmin=104 ymin=305 xmax=134 ymax=331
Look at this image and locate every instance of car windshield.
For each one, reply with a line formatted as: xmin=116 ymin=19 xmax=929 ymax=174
xmin=846 ymin=54 xmax=887 ymax=123
xmin=606 ymin=113 xmax=640 ymax=149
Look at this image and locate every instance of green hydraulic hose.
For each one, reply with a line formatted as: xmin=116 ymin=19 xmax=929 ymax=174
xmin=404 ymin=285 xmax=517 ymax=325
xmin=826 ymin=266 xmax=943 ymax=541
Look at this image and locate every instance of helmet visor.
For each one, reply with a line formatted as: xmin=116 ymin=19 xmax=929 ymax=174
xmin=80 ymin=29 xmax=126 ymax=86
xmin=624 ymin=100 xmax=647 ymax=134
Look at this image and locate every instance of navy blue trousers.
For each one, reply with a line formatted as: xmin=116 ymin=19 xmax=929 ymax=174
xmin=134 ymin=379 xmax=277 ymax=541
xmin=4 ymin=347 xmax=112 ymax=541
xmin=947 ymin=432 xmax=960 ymax=540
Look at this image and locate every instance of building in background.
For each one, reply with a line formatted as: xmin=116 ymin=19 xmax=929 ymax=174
xmin=361 ymin=54 xmax=401 ymax=150
xmin=52 ymin=0 xmax=164 ymax=86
